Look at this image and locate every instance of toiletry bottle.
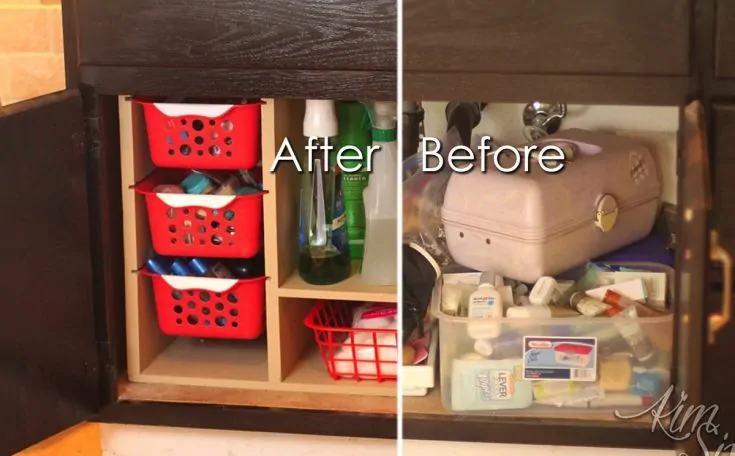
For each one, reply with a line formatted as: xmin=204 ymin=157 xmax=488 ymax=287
xmin=338 ymin=101 xmax=372 ymax=260
xmin=529 ymin=276 xmax=561 ymax=306
xmin=467 ymin=271 xmax=504 ymax=339
xmin=145 ymin=255 xmax=174 ymax=275
xmin=170 ymin=258 xmax=193 ymax=276
xmin=360 ymin=101 xmax=398 ymax=286
xmin=607 ymin=304 xmax=658 ymax=367
xmin=569 ymin=292 xmax=610 ymax=317
xmin=297 ymin=100 xmax=352 ymax=285
xmin=224 ymin=253 xmax=265 ymax=279
xmin=181 ymin=173 xmax=215 ymax=195
xmin=188 ymin=258 xmax=235 ymax=279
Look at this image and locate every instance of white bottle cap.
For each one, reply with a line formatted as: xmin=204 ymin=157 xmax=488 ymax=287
xmin=529 ymin=276 xmax=559 ymax=306
xmin=479 ymin=271 xmax=497 ymax=287
xmin=474 ymin=339 xmax=494 ymax=357
xmin=303 ymin=100 xmax=338 ymax=137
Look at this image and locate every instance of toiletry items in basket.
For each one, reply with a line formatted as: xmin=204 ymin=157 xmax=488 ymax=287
xmin=145 ymin=255 xmax=174 ymax=275
xmin=332 ymin=303 xmax=398 ymax=377
xmin=450 ymin=358 xmax=532 ymax=411
xmin=442 ymin=129 xmax=662 ymax=283
xmin=188 ymin=258 xmax=235 ymax=279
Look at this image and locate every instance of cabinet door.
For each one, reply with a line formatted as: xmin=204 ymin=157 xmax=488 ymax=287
xmin=674 ymin=101 xmax=717 ymax=455
xmin=0 ymin=91 xmax=101 ymax=454
xmin=700 ymin=103 xmax=735 ymax=452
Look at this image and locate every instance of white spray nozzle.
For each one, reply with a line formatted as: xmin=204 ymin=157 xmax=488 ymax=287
xmin=362 ymin=101 xmax=397 ymax=130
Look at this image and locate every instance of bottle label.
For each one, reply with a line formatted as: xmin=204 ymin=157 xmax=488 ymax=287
xmin=523 ymin=336 xmax=598 ymax=382
xmin=476 ymin=370 xmax=515 ymax=401
xmin=468 ymin=296 xmax=497 ymax=318
xmin=331 ymin=170 xmax=350 ymax=257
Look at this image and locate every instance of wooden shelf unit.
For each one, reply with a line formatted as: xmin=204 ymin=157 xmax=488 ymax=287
xmin=118 ymin=97 xmax=398 ymax=404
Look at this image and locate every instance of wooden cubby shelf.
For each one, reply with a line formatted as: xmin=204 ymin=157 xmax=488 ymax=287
xmin=118 ymin=96 xmax=398 ymax=413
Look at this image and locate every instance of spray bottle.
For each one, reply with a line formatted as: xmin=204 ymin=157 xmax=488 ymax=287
xmin=297 ymin=100 xmax=351 ymax=285
xmin=360 ymin=101 xmax=397 ymax=286
xmin=338 ymin=101 xmax=372 ymax=260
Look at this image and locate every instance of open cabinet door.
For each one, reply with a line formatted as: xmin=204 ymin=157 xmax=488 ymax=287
xmin=0 ymin=91 xmax=101 ymax=454
xmin=674 ymin=100 xmax=713 ymax=455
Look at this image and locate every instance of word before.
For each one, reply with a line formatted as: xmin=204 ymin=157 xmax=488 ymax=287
xmin=421 ymin=136 xmax=567 ymax=174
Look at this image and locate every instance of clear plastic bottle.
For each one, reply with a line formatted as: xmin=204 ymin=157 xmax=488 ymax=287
xmin=297 ymin=100 xmax=351 ymax=285
xmin=360 ymin=101 xmax=397 ymax=286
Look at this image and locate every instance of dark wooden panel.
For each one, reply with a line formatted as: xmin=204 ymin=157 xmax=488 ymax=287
xmin=81 ymin=65 xmax=396 ymax=101
xmin=715 ymin=0 xmax=735 ymax=79
xmin=95 ymin=401 xmax=397 ymax=439
xmin=76 ymin=0 xmax=395 ymax=71
xmin=702 ymin=103 xmax=735 ymax=451
xmin=404 ymin=0 xmax=691 ymax=76
xmin=0 ymin=91 xmax=100 ymax=454
xmin=403 ymin=414 xmax=671 ymax=449
xmin=404 ymin=72 xmax=692 ymax=105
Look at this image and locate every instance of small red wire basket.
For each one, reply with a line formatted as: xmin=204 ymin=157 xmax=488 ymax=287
xmin=135 ymin=99 xmax=263 ymax=170
xmin=142 ymin=269 xmax=267 ymax=339
xmin=304 ymin=300 xmax=398 ymax=382
xmin=134 ymin=169 xmax=265 ymax=258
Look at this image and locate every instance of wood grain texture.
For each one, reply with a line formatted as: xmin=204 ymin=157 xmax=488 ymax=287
xmin=403 ymin=0 xmax=691 ymax=76
xmin=75 ymin=0 xmax=395 ymax=71
xmin=715 ymin=0 xmax=735 ymax=78
xmin=81 ymin=66 xmax=395 ymax=101
xmin=0 ymin=91 xmax=99 ymax=455
xmin=15 ymin=422 xmax=100 ymax=456
xmin=404 ymin=72 xmax=692 ymax=105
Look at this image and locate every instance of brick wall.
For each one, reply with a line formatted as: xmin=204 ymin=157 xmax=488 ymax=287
xmin=0 ymin=0 xmax=65 ymax=106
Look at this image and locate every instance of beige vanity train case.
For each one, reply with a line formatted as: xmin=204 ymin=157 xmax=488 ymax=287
xmin=441 ymin=128 xmax=662 ymax=283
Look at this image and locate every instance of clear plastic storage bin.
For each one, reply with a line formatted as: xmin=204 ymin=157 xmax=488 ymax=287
xmin=433 ymin=262 xmax=674 ymax=415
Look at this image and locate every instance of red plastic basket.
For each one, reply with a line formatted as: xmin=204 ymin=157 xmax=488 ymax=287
xmin=143 ymin=270 xmax=267 ymax=339
xmin=304 ymin=301 xmax=398 ymax=382
xmin=136 ymin=100 xmax=262 ymax=170
xmin=135 ymin=170 xmax=265 ymax=258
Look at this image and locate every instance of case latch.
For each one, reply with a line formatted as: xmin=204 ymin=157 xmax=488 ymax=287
xmin=595 ymin=194 xmax=618 ymax=233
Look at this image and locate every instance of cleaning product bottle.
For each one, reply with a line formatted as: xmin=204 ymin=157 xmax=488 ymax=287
xmin=360 ymin=101 xmax=398 ymax=286
xmin=467 ymin=271 xmax=504 ymax=339
xmin=297 ymin=100 xmax=351 ymax=285
xmin=338 ymin=101 xmax=372 ymax=260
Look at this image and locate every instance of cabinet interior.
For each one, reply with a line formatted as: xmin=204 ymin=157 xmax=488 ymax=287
xmin=117 ymin=97 xmax=397 ymax=412
xmin=403 ymin=101 xmax=681 ymax=422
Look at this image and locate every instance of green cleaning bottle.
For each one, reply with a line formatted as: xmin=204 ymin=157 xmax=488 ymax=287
xmin=338 ymin=101 xmax=372 ymax=260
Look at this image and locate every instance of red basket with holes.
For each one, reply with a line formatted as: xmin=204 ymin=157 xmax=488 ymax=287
xmin=135 ymin=169 xmax=265 ymax=258
xmin=304 ymin=300 xmax=398 ymax=382
xmin=135 ymin=99 xmax=262 ymax=170
xmin=142 ymin=270 xmax=267 ymax=339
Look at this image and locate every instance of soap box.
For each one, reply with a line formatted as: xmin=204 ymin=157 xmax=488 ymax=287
xmin=523 ymin=336 xmax=598 ymax=382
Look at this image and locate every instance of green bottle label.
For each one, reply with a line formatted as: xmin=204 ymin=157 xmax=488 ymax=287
xmin=342 ymin=172 xmax=369 ymax=258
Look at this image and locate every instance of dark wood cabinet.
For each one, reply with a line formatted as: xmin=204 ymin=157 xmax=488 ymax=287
xmin=404 ymin=0 xmax=691 ymax=76
xmin=73 ymin=0 xmax=396 ymax=100
xmin=0 ymin=91 xmax=101 ymax=454
xmin=4 ymin=0 xmax=735 ymax=454
xmin=715 ymin=0 xmax=735 ymax=80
